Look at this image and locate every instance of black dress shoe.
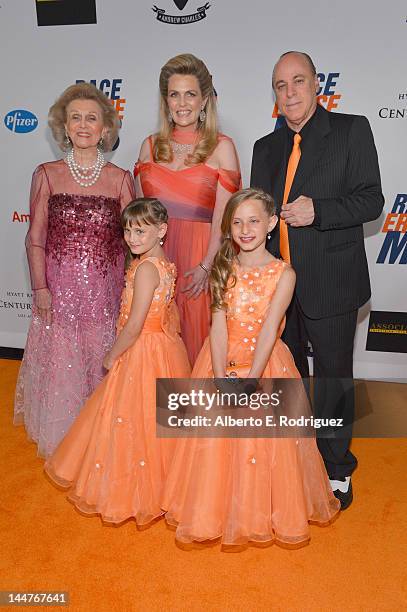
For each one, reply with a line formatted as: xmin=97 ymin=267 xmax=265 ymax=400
xmin=329 ymin=476 xmax=353 ymax=510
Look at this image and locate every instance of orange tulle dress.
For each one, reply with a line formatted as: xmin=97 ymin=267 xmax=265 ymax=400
xmin=44 ymin=257 xmax=191 ymax=526
xmin=162 ymin=259 xmax=340 ymax=547
xmin=134 ymin=131 xmax=241 ymax=364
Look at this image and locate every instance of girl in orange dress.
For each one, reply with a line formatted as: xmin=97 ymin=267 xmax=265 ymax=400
xmin=162 ymin=188 xmax=340 ymax=547
xmin=45 ymin=199 xmax=191 ymax=526
xmin=134 ymin=54 xmax=241 ymax=364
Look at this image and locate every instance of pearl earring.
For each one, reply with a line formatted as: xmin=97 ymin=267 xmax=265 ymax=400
xmin=267 ymin=232 xmax=271 ymax=240
xmin=160 ymin=239 xmax=164 ymax=245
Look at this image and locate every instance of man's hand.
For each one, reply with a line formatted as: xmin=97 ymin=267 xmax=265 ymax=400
xmin=281 ymin=195 xmax=315 ymax=227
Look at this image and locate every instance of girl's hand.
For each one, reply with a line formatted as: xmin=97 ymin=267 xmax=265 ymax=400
xmin=213 ymin=377 xmax=238 ymax=399
xmin=34 ymin=288 xmax=52 ymax=326
xmin=214 ymin=376 xmax=260 ymax=398
xmin=103 ymin=352 xmax=115 ymax=371
xmin=182 ymin=265 xmax=209 ymax=299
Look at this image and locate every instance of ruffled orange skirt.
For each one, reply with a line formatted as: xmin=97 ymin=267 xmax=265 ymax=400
xmin=45 ymin=330 xmax=191 ymax=526
xmin=162 ymin=337 xmax=340 ymax=547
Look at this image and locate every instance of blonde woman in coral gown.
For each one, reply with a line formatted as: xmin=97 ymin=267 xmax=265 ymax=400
xmin=162 ymin=189 xmax=340 ymax=547
xmin=45 ymin=199 xmax=191 ymax=525
xmin=134 ymin=54 xmax=240 ymax=364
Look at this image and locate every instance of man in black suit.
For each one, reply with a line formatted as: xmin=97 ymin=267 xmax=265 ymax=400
xmin=251 ymin=51 xmax=384 ymax=508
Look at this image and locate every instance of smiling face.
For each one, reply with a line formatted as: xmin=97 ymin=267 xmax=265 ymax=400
xmin=231 ymin=199 xmax=277 ymax=254
xmin=123 ymin=221 xmax=167 ymax=259
xmin=65 ymin=98 xmax=105 ymax=151
xmin=166 ymin=74 xmax=206 ymax=131
xmin=273 ymin=52 xmax=319 ymax=132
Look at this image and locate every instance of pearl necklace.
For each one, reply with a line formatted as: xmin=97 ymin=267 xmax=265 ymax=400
xmin=170 ymin=140 xmax=194 ymax=160
xmin=66 ymin=148 xmax=105 ymax=187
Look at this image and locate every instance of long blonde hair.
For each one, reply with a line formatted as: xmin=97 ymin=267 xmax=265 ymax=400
xmin=210 ymin=188 xmax=276 ymax=311
xmin=155 ymin=53 xmax=218 ymax=166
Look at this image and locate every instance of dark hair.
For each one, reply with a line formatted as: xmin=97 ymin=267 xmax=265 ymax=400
xmin=121 ymin=198 xmax=168 ymax=267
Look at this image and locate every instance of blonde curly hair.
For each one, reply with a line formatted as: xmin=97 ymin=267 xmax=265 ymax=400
xmin=48 ymin=82 xmax=120 ymax=152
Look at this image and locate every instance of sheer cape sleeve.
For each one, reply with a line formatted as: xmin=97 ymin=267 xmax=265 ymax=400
xmin=133 ymin=161 xmax=141 ymax=178
xmin=218 ymin=168 xmax=241 ymax=193
xmin=119 ymin=170 xmax=136 ymax=210
xmin=26 ymin=164 xmax=51 ymax=290
xmin=216 ymin=134 xmax=242 ymax=193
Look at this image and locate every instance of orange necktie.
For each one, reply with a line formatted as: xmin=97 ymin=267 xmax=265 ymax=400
xmin=280 ymin=133 xmax=301 ymax=262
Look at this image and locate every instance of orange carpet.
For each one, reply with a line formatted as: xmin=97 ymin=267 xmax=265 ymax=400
xmin=1 ymin=358 xmax=406 ymax=611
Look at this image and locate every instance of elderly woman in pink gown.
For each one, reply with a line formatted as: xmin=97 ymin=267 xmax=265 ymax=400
xmin=15 ymin=83 xmax=135 ymax=457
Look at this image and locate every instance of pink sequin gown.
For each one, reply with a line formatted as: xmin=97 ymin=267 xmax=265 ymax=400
xmin=14 ymin=160 xmax=135 ymax=457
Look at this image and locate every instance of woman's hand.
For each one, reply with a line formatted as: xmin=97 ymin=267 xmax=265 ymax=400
xmin=102 ymin=352 xmax=115 ymax=371
xmin=182 ymin=265 xmax=209 ymax=299
xmin=34 ymin=288 xmax=52 ymax=326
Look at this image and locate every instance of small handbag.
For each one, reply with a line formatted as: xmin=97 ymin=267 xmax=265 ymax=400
xmin=225 ymin=360 xmax=251 ymax=379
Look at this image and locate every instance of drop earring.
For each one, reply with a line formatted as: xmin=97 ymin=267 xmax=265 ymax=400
xmin=199 ymin=107 xmax=206 ymax=122
xmin=97 ymin=136 xmax=105 ymax=154
xmin=159 ymin=239 xmax=164 ymax=245
xmin=267 ymin=232 xmax=271 ymax=240
xmin=64 ymin=131 xmax=71 ymax=149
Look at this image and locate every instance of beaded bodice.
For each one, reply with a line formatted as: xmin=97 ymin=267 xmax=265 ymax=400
xmin=118 ymin=257 xmax=177 ymax=332
xmin=225 ymin=259 xmax=286 ymax=358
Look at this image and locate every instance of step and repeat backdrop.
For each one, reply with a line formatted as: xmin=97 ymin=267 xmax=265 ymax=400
xmin=0 ymin=0 xmax=406 ymax=379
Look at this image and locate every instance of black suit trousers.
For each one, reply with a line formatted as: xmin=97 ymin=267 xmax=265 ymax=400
xmin=283 ymin=299 xmax=358 ymax=479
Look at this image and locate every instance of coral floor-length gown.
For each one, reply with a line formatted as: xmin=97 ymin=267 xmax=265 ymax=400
xmin=135 ymin=133 xmax=240 ymax=364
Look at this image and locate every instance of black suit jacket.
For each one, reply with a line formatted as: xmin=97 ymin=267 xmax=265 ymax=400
xmin=250 ymin=104 xmax=384 ymax=319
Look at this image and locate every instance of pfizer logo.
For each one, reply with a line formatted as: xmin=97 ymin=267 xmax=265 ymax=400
xmin=4 ymin=110 xmax=38 ymax=133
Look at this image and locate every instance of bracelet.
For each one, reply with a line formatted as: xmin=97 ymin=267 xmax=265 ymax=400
xmin=199 ymin=261 xmax=210 ymax=274
xmin=33 ymin=286 xmax=48 ymax=291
